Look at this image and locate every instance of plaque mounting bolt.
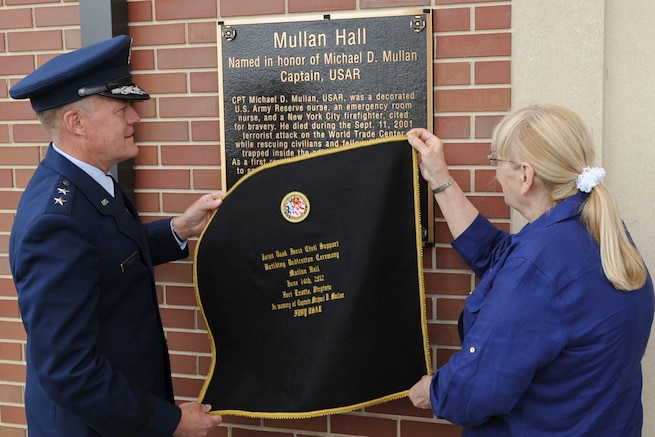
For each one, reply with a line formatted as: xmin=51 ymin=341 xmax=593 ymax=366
xmin=410 ymin=16 xmax=426 ymax=33
xmin=223 ymin=26 xmax=237 ymax=41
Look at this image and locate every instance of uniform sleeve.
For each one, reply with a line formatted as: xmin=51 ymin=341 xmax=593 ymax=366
xmin=429 ymin=256 xmax=568 ymax=426
xmin=144 ymin=217 xmax=189 ymax=266
xmin=13 ymin=213 xmax=181 ymax=436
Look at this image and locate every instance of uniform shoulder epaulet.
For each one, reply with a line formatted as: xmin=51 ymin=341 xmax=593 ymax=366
xmin=45 ymin=178 xmax=75 ymax=215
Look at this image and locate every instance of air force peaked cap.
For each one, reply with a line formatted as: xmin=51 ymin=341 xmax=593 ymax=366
xmin=9 ymin=35 xmax=149 ymax=112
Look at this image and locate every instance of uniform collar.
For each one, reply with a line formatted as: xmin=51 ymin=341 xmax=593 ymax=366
xmin=44 ymin=145 xmax=121 ymax=216
xmin=51 ymin=143 xmax=115 ymax=196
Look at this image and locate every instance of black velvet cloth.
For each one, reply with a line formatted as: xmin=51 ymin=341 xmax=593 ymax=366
xmin=195 ymin=137 xmax=430 ymax=418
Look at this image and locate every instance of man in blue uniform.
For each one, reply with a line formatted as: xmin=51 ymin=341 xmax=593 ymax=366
xmin=9 ymin=35 xmax=223 ymax=436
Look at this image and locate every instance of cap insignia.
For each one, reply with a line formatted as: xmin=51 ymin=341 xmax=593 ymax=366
xmin=110 ymin=85 xmax=147 ymax=96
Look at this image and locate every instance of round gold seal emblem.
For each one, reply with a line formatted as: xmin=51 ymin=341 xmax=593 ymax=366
xmin=281 ymin=191 xmax=310 ymax=223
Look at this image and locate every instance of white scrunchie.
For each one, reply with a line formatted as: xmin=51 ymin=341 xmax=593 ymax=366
xmin=576 ymin=166 xmax=605 ymax=193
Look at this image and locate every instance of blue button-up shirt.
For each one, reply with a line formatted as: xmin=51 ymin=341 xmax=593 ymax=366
xmin=431 ymin=193 xmax=654 ymax=436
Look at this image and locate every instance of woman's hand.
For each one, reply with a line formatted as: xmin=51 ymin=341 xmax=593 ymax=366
xmin=408 ymin=374 xmax=433 ymax=410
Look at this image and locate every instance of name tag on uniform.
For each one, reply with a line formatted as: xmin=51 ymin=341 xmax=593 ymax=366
xmin=120 ymin=251 xmax=139 ymax=273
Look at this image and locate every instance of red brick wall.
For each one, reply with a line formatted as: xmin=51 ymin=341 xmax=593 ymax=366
xmin=0 ymin=1 xmax=511 ymax=436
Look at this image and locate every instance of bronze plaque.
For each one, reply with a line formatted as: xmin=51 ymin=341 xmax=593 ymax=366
xmin=218 ymin=11 xmax=433 ymax=240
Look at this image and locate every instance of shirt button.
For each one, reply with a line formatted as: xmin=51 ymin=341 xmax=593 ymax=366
xmin=469 ymin=346 xmax=476 ymax=353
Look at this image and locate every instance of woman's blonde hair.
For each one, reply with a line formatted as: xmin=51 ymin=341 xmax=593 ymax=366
xmin=492 ymin=104 xmax=647 ymax=291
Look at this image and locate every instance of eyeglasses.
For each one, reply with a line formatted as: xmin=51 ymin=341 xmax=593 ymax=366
xmin=487 ymin=152 xmax=514 ymax=167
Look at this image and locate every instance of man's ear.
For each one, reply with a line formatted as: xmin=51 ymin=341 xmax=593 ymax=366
xmin=61 ymin=108 xmax=85 ymax=135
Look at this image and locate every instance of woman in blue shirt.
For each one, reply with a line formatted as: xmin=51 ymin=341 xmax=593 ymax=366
xmin=406 ymin=104 xmax=654 ymax=436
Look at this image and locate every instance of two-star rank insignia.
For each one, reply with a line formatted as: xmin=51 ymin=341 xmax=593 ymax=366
xmin=53 ymin=180 xmax=71 ymax=206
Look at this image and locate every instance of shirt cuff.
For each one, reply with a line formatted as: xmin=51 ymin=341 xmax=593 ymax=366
xmin=170 ymin=218 xmax=188 ymax=250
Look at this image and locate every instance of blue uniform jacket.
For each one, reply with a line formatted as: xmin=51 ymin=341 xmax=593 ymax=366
xmin=430 ymin=193 xmax=654 ymax=436
xmin=9 ymin=145 xmax=188 ymax=436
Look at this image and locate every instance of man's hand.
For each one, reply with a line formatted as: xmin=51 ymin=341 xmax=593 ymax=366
xmin=173 ymin=402 xmax=222 ymax=437
xmin=172 ymin=191 xmax=223 ymax=240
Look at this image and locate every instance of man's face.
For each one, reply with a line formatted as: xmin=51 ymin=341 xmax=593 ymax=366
xmin=76 ymin=95 xmax=141 ymax=172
